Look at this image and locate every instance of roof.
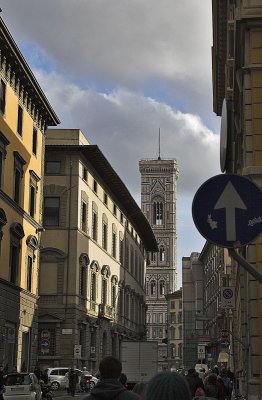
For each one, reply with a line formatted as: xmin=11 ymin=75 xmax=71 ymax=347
xmin=46 ymin=144 xmax=158 ymax=252
xmin=0 ymin=17 xmax=60 ymax=126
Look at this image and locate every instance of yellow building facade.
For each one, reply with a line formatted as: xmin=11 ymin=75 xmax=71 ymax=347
xmin=0 ymin=17 xmax=59 ymax=372
xmin=38 ymin=129 xmax=157 ymax=373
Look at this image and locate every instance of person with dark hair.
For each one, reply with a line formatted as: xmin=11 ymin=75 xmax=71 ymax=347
xmin=84 ymin=356 xmax=139 ymax=400
xmin=146 ymin=371 xmax=191 ymax=400
xmin=185 ymin=369 xmax=204 ymax=398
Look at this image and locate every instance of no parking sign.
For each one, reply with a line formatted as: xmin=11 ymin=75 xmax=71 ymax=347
xmin=221 ymin=287 xmax=235 ymax=309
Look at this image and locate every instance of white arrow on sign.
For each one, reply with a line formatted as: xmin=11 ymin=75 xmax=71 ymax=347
xmin=214 ymin=181 xmax=247 ymax=241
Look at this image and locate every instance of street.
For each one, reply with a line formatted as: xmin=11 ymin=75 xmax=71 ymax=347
xmin=53 ymin=390 xmax=89 ymax=400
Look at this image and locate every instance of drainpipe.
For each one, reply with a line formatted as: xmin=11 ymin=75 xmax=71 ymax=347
xmin=65 ymin=156 xmax=73 ymax=313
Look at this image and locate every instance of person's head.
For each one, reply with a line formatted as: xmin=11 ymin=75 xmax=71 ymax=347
xmin=187 ymin=368 xmax=195 ymax=375
xmin=147 ymin=371 xmax=191 ymax=400
xmin=132 ymin=382 xmax=147 ymax=400
xmin=207 ymin=373 xmax=218 ymax=385
xmin=99 ymin=356 xmax=122 ymax=380
xmin=83 ymin=367 xmax=87 ymax=371
xmin=119 ymin=373 xmax=127 ymax=386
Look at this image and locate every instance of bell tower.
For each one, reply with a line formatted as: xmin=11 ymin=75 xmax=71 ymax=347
xmin=139 ymin=157 xmax=179 ymax=370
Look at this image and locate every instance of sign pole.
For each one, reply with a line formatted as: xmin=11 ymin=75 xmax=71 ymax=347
xmin=229 ymin=248 xmax=262 ymax=284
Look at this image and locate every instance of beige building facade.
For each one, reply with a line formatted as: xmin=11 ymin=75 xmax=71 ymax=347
xmin=166 ymin=288 xmax=183 ymax=371
xmin=38 ymin=129 xmax=157 ymax=373
xmin=212 ymin=1 xmax=262 ymax=397
xmin=0 ymin=17 xmax=59 ymax=372
xmin=139 ymin=158 xmax=179 ymax=370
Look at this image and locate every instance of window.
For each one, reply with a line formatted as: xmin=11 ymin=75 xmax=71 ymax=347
xmin=102 ymin=279 xmax=107 ymax=305
xmin=32 ymin=128 xmax=38 ymax=155
xmin=112 ymin=231 xmax=117 ymax=258
xmin=0 ymin=79 xmax=6 ymax=114
xmin=113 ymin=204 xmax=117 ymax=216
xmin=171 ymin=313 xmax=176 ymax=323
xmin=29 ymin=171 xmax=40 ymax=219
xmin=93 ymin=180 xmax=97 ymax=193
xmin=171 ymin=327 xmax=176 ymax=340
xmin=150 ymin=280 xmax=156 ymax=296
xmin=159 ymin=246 xmax=165 ymax=262
xmin=179 ymin=300 xmax=182 ymax=309
xmin=91 ymin=273 xmax=96 ymax=302
xmin=120 ymin=213 xmax=123 ymax=223
xmin=153 ymin=200 xmax=163 ymax=225
xmin=178 ymin=312 xmax=182 ymax=323
xmin=45 ymin=161 xmax=61 ymax=174
xmin=179 ymin=326 xmax=182 ymax=340
xmin=112 ymin=285 xmax=116 ymax=308
xmin=13 ymin=152 xmax=26 ymax=205
xmin=81 ymin=202 xmax=87 ymax=232
xmin=159 ymin=280 xmax=165 ymax=296
xmin=27 ymin=255 xmax=33 ymax=292
xmin=43 ymin=197 xmax=60 ymax=226
xmin=83 ymin=167 xmax=88 ymax=181
xmin=92 ymin=211 xmax=97 ymax=241
xmin=0 ymin=132 xmax=10 ymax=189
xmin=17 ymin=105 xmax=23 ymax=135
xmin=80 ymin=265 xmax=86 ymax=297
xmin=103 ymin=193 xmax=108 ymax=206
xmin=119 ymin=239 xmax=124 ymax=264
xmin=29 ymin=185 xmax=36 ymax=217
xmin=102 ymin=222 xmax=108 ymax=250
xmin=9 ymin=223 xmax=24 ymax=285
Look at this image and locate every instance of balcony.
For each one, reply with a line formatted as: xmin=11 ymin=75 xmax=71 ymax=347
xmin=98 ymin=304 xmax=113 ymax=320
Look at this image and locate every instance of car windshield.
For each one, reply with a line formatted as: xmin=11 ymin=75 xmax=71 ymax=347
xmin=5 ymin=374 xmax=32 ymax=386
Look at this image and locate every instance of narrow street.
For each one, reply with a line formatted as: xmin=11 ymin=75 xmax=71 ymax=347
xmin=53 ymin=390 xmax=89 ymax=400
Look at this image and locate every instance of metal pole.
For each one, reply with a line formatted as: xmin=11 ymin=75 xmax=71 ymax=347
xmin=228 ymin=248 xmax=262 ymax=284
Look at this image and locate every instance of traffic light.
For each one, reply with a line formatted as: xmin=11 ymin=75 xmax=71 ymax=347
xmin=162 ymin=337 xmax=168 ymax=344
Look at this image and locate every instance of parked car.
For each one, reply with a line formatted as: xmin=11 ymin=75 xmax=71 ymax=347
xmin=45 ymin=367 xmax=82 ymax=391
xmin=89 ymin=376 xmax=99 ymax=390
xmin=3 ymin=373 xmax=42 ymax=400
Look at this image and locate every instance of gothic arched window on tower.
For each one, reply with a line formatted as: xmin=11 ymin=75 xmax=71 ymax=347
xmin=153 ymin=200 xmax=164 ymax=225
xmin=150 ymin=280 xmax=156 ymax=296
xmin=159 ymin=245 xmax=165 ymax=262
xmin=159 ymin=280 xmax=165 ymax=296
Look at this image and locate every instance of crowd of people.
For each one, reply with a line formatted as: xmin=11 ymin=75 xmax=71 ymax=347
xmin=82 ymin=356 xmax=236 ymax=400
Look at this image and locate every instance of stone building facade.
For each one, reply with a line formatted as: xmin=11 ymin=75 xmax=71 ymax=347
xmin=166 ymin=288 xmax=183 ymax=371
xmin=212 ymin=1 xmax=262 ymax=397
xmin=0 ymin=16 xmax=59 ymax=372
xmin=139 ymin=158 xmax=179 ymax=370
xmin=38 ymin=129 xmax=157 ymax=373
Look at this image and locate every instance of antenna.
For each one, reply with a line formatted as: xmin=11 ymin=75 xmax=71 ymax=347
xmin=158 ymin=128 xmax=161 ymax=160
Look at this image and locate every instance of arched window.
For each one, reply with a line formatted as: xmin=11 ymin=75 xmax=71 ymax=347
xmin=79 ymin=253 xmax=89 ymax=298
xmin=159 ymin=246 xmax=165 ymax=262
xmin=153 ymin=200 xmax=164 ymax=225
xmin=159 ymin=280 xmax=165 ymax=296
xmin=171 ymin=327 xmax=176 ymax=340
xmin=150 ymin=280 xmax=156 ymax=296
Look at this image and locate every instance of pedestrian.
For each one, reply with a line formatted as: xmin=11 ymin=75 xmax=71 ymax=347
xmin=34 ymin=365 xmax=41 ymax=381
xmin=132 ymin=382 xmax=147 ymax=400
xmin=84 ymin=356 xmax=139 ymax=400
xmin=146 ymin=371 xmax=191 ymax=400
xmin=185 ymin=369 xmax=204 ymax=399
xmin=204 ymin=373 xmax=223 ymax=399
xmin=65 ymin=369 xmax=70 ymax=395
xmin=68 ymin=367 xmax=78 ymax=397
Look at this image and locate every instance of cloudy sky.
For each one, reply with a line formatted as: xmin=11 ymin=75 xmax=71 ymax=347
xmin=2 ymin=1 xmax=221 ymax=286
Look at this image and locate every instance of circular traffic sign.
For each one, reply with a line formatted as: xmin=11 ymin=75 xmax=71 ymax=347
xmin=41 ymin=339 xmax=50 ymax=348
xmin=192 ymin=174 xmax=262 ymax=247
xmin=223 ymin=288 xmax=233 ymax=299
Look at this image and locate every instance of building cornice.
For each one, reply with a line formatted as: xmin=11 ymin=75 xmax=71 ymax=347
xmin=0 ymin=16 xmax=60 ymax=130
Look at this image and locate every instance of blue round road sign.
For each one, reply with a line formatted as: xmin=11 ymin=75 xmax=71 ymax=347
xmin=192 ymin=174 xmax=262 ymax=248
